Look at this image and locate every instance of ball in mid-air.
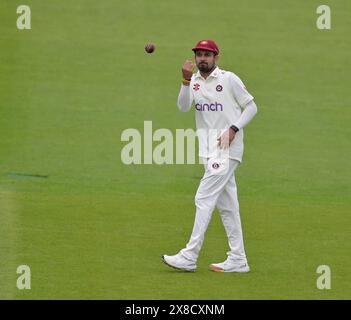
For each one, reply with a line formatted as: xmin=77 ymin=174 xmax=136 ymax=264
xmin=144 ymin=43 xmax=155 ymax=54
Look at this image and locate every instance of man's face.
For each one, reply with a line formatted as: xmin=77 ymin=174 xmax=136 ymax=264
xmin=195 ymin=50 xmax=217 ymax=73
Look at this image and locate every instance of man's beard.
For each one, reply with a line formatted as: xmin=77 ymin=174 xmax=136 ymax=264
xmin=197 ymin=62 xmax=215 ymax=73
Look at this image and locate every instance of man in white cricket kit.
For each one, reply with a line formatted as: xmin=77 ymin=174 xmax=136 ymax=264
xmin=162 ymin=40 xmax=258 ymax=272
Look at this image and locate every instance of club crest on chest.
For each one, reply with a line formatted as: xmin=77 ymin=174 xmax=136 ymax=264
xmin=216 ymin=84 xmax=223 ymax=92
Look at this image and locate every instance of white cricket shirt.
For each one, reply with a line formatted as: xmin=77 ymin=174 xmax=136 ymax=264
xmin=178 ymin=66 xmax=254 ymax=162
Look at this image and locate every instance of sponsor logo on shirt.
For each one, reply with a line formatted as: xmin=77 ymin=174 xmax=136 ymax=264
xmin=195 ymin=102 xmax=223 ymax=112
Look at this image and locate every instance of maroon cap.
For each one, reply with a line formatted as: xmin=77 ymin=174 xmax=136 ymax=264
xmin=192 ymin=40 xmax=219 ymax=55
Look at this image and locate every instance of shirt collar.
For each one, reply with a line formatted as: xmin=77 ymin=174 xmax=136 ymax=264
xmin=195 ymin=66 xmax=220 ymax=80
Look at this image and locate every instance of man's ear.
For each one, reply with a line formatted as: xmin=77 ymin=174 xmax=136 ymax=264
xmin=215 ymin=54 xmax=220 ymax=63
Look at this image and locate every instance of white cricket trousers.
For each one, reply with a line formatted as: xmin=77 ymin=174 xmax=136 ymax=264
xmin=180 ymin=159 xmax=248 ymax=263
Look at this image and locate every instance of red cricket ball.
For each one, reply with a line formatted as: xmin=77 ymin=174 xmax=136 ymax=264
xmin=145 ymin=43 xmax=155 ymax=54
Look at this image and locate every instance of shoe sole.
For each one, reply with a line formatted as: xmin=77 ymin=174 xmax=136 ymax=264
xmin=161 ymin=255 xmax=196 ymax=272
xmin=209 ymin=264 xmax=250 ymax=273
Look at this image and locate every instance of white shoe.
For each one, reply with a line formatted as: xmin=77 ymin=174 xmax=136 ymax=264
xmin=209 ymin=259 xmax=250 ymax=273
xmin=162 ymin=253 xmax=197 ymax=272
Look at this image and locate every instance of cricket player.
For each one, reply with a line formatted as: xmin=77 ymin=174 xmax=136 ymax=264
xmin=162 ymin=40 xmax=258 ymax=272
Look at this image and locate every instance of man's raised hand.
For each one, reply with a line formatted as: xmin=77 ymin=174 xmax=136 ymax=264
xmin=182 ymin=60 xmax=196 ymax=80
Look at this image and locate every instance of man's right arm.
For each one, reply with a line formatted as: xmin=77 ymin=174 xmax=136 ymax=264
xmin=177 ymin=84 xmax=193 ymax=112
xmin=177 ymin=60 xmax=196 ymax=112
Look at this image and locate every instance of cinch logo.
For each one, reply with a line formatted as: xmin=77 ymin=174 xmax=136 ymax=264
xmin=195 ymin=102 xmax=223 ymax=111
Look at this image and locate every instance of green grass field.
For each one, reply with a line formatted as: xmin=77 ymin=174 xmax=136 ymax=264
xmin=1 ymin=0 xmax=350 ymax=299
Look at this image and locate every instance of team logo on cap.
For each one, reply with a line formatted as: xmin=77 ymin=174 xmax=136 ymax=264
xmin=193 ymin=83 xmax=200 ymax=91
xmin=216 ymin=85 xmax=223 ymax=92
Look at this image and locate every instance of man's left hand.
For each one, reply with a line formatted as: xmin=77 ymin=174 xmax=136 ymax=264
xmin=217 ymin=128 xmax=236 ymax=149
